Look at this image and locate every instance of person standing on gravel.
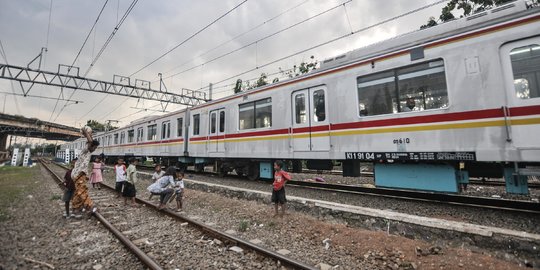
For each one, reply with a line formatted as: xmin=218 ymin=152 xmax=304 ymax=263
xmin=71 ymin=127 xmax=99 ymax=214
xmin=61 ymin=158 xmax=78 ymax=218
xmin=123 ymin=158 xmax=139 ymax=207
xmin=114 ymin=159 xmax=127 ymax=198
xmin=272 ymin=160 xmax=291 ymax=217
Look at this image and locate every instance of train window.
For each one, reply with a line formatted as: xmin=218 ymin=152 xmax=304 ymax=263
xmin=127 ymin=130 xmax=134 ymax=143
xmin=136 ymin=127 xmax=144 ymax=142
xmin=107 ymin=135 xmax=112 ymax=146
xmin=161 ymin=121 xmax=170 ymax=139
xmin=219 ymin=111 xmax=225 ymax=133
xmin=510 ymin=44 xmax=540 ymax=99
xmin=313 ymin=90 xmax=326 ymax=122
xmin=357 ymin=59 xmax=448 ymax=116
xmin=120 ymin=132 xmax=125 ymax=144
xmin=295 ymin=94 xmax=306 ymax=124
xmin=113 ymin=134 xmax=119 ymax=145
xmin=177 ymin=118 xmax=183 ymax=137
xmin=255 ymin=98 xmax=271 ymax=128
xmin=147 ymin=124 xmax=157 ymax=141
xmin=357 ymin=70 xmax=396 ymax=116
xmin=210 ymin=113 xmax=217 ymax=134
xmin=239 ymin=98 xmax=272 ymax=130
xmin=193 ymin=114 xmax=200 ymax=135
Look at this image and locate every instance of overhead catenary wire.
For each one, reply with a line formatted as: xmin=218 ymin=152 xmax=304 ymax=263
xmin=159 ymin=0 xmax=312 ymax=79
xmin=197 ymin=0 xmax=450 ymax=92
xmin=53 ymin=0 xmax=139 ymax=123
xmin=128 ymin=0 xmax=250 ymax=78
xmin=162 ymin=0 xmax=352 ymax=81
xmin=0 ymin=40 xmax=21 ymax=115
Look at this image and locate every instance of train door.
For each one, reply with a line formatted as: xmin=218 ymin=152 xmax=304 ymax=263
xmin=500 ymin=38 xmax=540 ymax=149
xmin=291 ymin=86 xmax=330 ymax=152
xmin=208 ymin=109 xmax=226 ymax=153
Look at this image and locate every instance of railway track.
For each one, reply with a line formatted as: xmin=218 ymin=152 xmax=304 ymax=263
xmin=132 ymin=163 xmax=540 ymax=214
xmin=41 ymin=159 xmax=315 ymax=270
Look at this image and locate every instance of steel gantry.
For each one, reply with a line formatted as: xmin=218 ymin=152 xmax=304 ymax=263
xmin=0 ymin=63 xmax=211 ymax=106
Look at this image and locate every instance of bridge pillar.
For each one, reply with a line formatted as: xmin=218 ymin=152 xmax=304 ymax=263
xmin=0 ymin=133 xmax=7 ymax=151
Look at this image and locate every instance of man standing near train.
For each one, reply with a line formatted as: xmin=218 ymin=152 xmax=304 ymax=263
xmin=71 ymin=127 xmax=99 ymax=215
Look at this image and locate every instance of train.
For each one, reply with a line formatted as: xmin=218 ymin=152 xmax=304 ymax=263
xmin=60 ymin=0 xmax=540 ymax=194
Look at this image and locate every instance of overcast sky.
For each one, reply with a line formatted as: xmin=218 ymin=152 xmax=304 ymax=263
xmin=0 ymin=0 xmax=447 ymax=143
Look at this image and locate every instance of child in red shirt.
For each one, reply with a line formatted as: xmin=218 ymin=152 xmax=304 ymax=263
xmin=272 ymin=160 xmax=291 ymax=217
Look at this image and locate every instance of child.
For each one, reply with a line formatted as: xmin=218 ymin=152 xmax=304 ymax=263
xmin=152 ymin=164 xmax=165 ymax=182
xmin=272 ymin=160 xmax=291 ymax=217
xmin=61 ymin=158 xmax=79 ymax=218
xmin=114 ymin=159 xmax=127 ymax=197
xmin=173 ymin=171 xmax=185 ymax=212
xmin=90 ymin=157 xmax=104 ymax=189
xmin=124 ymin=158 xmax=139 ymax=207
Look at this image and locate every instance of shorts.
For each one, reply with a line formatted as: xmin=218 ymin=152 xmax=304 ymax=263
xmin=63 ymin=190 xmax=74 ymax=202
xmin=115 ymin=181 xmax=125 ymax=193
xmin=175 ymin=190 xmax=183 ymax=202
xmin=271 ymin=188 xmax=286 ymax=204
xmin=122 ymin=182 xmax=136 ymax=198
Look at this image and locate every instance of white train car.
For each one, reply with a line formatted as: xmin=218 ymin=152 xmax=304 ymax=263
xmin=62 ymin=1 xmax=540 ymax=193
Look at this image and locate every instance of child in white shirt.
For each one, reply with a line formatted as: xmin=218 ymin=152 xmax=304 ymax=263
xmin=174 ymin=171 xmax=185 ymax=212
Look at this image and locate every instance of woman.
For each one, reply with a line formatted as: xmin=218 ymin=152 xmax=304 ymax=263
xmin=90 ymin=157 xmax=104 ymax=189
xmin=147 ymin=166 xmax=177 ymax=210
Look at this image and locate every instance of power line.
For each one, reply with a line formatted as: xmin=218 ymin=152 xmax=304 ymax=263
xmin=198 ymin=0 xmax=449 ymax=92
xmin=53 ymin=0 xmax=139 ymax=122
xmin=0 ymin=40 xmax=21 ymax=115
xmin=162 ymin=0 xmax=351 ymax=81
xmin=159 ymin=0 xmax=311 ymax=79
xmin=128 ymin=0 xmax=250 ymax=78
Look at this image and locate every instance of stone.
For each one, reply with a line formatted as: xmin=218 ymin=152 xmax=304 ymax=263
xmin=229 ymin=246 xmax=243 ymax=253
xmin=225 ymin=230 xmax=236 ymax=235
xmin=132 ymin=238 xmax=148 ymax=245
xmin=249 ymin=239 xmax=263 ymax=245
xmin=121 ymin=230 xmax=134 ymax=235
xmin=180 ymin=222 xmax=188 ymax=226
xmin=277 ymin=249 xmax=291 ymax=256
xmin=92 ymin=264 xmax=103 ymax=270
xmin=213 ymin=239 xmax=223 ymax=246
xmin=318 ymin=263 xmax=332 ymax=270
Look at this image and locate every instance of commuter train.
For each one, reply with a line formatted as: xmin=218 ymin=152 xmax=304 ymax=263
xmin=60 ymin=1 xmax=540 ymax=194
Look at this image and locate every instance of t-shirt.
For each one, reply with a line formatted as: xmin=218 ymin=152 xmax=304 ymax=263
xmin=273 ymin=170 xmax=291 ymax=191
xmin=152 ymin=171 xmax=165 ymax=182
xmin=174 ymin=179 xmax=184 ymax=192
xmin=126 ymin=164 xmax=137 ymax=184
xmin=64 ymin=169 xmax=75 ymax=191
xmin=147 ymin=175 xmax=175 ymax=194
xmin=115 ymin=164 xmax=127 ymax=182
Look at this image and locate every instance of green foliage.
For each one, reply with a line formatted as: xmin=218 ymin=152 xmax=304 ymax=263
xmin=86 ymin=120 xmax=118 ymax=132
xmin=232 ymin=56 xmax=318 ymax=93
xmin=238 ymin=219 xmax=250 ymax=232
xmin=0 ymin=166 xmax=37 ymax=222
xmin=50 ymin=194 xmax=62 ymax=201
xmin=421 ymin=0 xmax=516 ymax=29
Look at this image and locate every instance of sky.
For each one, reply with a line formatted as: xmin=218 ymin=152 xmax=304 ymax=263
xmin=0 ymin=0 xmax=448 ymax=145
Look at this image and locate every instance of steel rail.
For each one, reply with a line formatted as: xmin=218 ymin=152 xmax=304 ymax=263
xmin=50 ymin=161 xmax=316 ymax=270
xmin=285 ymin=180 xmax=540 ymax=214
xmin=39 ymin=159 xmax=163 ymax=270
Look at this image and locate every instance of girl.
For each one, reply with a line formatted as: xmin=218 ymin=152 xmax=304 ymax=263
xmin=90 ymin=157 xmax=104 ymax=189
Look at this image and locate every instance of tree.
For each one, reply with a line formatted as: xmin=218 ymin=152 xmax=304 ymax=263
xmin=86 ymin=120 xmax=118 ymax=132
xmin=233 ymin=79 xmax=243 ymax=94
xmin=421 ymin=0 xmax=516 ymax=29
xmin=281 ymin=55 xmax=318 ymax=78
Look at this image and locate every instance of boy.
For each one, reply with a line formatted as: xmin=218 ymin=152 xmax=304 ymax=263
xmin=124 ymin=158 xmax=139 ymax=207
xmin=173 ymin=171 xmax=185 ymax=212
xmin=152 ymin=164 xmax=165 ymax=182
xmin=272 ymin=160 xmax=291 ymax=217
xmin=115 ymin=159 xmax=127 ymax=197
xmin=61 ymin=158 xmax=79 ymax=218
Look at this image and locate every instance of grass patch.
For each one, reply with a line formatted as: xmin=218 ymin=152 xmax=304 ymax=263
xmin=238 ymin=220 xmax=250 ymax=232
xmin=51 ymin=194 xmax=62 ymax=201
xmin=0 ymin=166 xmax=39 ymax=222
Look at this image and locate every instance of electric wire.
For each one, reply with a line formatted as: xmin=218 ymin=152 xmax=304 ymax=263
xmin=162 ymin=0 xmax=352 ymax=81
xmin=0 ymin=40 xmax=21 ymax=115
xmin=159 ymin=0 xmax=311 ymax=79
xmin=128 ymin=0 xmax=249 ymax=78
xmin=197 ymin=0 xmax=450 ymax=92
